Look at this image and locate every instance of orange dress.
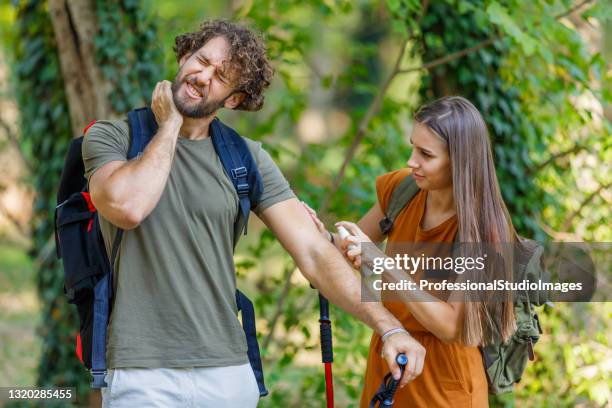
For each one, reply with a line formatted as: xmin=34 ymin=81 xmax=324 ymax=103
xmin=359 ymin=169 xmax=488 ymax=408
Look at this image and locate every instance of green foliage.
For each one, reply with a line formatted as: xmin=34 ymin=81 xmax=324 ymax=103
xmin=10 ymin=0 xmax=162 ymax=405
xmin=419 ymin=0 xmax=548 ymax=239
xmin=516 ymin=302 xmax=612 ymax=407
xmin=0 ymin=3 xmax=17 ymax=55
xmin=11 ymin=2 xmax=87 ymax=405
xmin=0 ymin=242 xmax=40 ymax=392
xmin=413 ymin=1 xmax=610 ymax=406
xmin=484 ymin=0 xmax=611 ymax=242
xmin=94 ymin=0 xmax=164 ymax=112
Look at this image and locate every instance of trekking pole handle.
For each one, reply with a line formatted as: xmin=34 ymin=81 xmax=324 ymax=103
xmin=319 ymin=294 xmax=333 ymax=363
xmin=381 ymin=354 xmax=408 ymax=406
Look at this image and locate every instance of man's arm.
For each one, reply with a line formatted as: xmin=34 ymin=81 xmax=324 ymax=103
xmin=258 ymin=198 xmax=426 ymax=385
xmin=88 ymin=81 xmax=182 ymax=229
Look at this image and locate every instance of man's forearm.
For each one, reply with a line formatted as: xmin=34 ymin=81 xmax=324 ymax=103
xmin=303 ymin=241 xmax=403 ymax=336
xmin=381 ymin=259 xmax=462 ymax=342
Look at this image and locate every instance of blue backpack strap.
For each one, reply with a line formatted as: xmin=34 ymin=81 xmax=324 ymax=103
xmin=90 ymin=229 xmax=123 ymax=388
xmin=212 ymin=118 xmax=267 ymax=397
xmin=236 ymin=289 xmax=269 ymax=397
xmin=127 ymin=107 xmax=158 ymax=160
xmin=90 ymin=272 xmax=110 ymax=388
xmin=210 ymin=117 xmax=263 ymax=243
xmin=91 ymin=108 xmax=155 ymax=388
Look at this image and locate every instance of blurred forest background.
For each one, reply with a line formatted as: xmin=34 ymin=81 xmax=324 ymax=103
xmin=0 ymin=0 xmax=610 ymax=407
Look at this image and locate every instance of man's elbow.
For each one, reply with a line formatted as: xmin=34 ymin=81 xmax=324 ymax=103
xmin=297 ymin=238 xmax=331 ymax=287
xmin=116 ymin=207 xmax=143 ymax=230
xmin=92 ymin=191 xmax=144 ymax=230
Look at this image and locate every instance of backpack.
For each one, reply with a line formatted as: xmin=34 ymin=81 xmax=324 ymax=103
xmin=378 ymin=173 xmax=547 ymax=395
xmin=54 ymin=107 xmax=269 ymax=397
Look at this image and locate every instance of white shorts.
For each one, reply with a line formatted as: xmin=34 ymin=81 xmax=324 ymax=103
xmin=101 ymin=363 xmax=260 ymax=407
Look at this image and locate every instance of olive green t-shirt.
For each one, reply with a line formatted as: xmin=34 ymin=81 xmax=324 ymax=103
xmin=82 ymin=119 xmax=295 ymax=369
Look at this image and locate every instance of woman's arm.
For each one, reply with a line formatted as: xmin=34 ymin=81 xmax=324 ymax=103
xmin=336 ymin=220 xmax=464 ymax=343
xmin=356 ymin=203 xmax=387 ymax=244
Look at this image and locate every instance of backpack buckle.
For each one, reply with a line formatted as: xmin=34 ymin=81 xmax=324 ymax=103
xmin=90 ymin=369 xmax=108 ymax=388
xmin=379 ymin=217 xmax=393 ymax=235
xmin=231 ymin=167 xmax=247 ymax=179
xmin=237 ymin=183 xmax=250 ymax=195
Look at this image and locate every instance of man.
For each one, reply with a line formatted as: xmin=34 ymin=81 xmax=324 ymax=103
xmin=83 ymin=19 xmax=425 ymax=407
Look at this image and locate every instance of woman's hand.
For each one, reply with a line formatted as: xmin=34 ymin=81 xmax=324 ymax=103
xmin=301 ymin=201 xmax=330 ymax=240
xmin=334 ymin=221 xmax=373 ymax=269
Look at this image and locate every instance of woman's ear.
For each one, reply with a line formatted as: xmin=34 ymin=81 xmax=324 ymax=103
xmin=224 ymin=92 xmax=246 ymax=110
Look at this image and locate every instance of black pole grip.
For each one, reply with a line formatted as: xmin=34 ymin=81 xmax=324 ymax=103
xmin=320 ymin=321 xmax=333 ymax=363
xmin=318 ymin=294 xmax=333 ymax=363
xmin=381 ymin=354 xmax=408 ymax=406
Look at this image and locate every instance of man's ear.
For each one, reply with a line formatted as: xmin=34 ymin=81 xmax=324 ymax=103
xmin=224 ymin=92 xmax=246 ymax=110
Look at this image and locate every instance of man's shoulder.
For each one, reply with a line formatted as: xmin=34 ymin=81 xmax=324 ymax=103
xmin=87 ymin=118 xmax=130 ymax=138
xmin=82 ymin=118 xmax=131 ymax=161
xmin=241 ymin=136 xmax=263 ymax=155
xmin=240 ymin=136 xmax=273 ymax=169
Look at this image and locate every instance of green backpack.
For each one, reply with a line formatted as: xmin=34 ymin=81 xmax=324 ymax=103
xmin=378 ymin=174 xmax=548 ymax=395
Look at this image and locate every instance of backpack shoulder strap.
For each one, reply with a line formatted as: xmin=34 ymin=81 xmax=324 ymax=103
xmin=210 ymin=117 xmax=263 ymax=247
xmin=104 ymin=107 xmax=157 ymax=267
xmin=210 ymin=119 xmax=267 ymax=395
xmin=90 ymin=110 xmax=150 ymax=388
xmin=127 ymin=107 xmax=158 ymax=160
xmin=236 ymin=289 xmax=269 ymax=396
xmin=516 ymin=239 xmax=549 ymax=306
xmin=379 ymin=174 xmax=421 ymax=235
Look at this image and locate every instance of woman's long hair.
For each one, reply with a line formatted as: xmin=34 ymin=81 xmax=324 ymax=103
xmin=414 ymin=96 xmax=517 ymax=346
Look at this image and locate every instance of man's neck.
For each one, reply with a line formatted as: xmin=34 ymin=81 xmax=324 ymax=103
xmin=178 ymin=112 xmax=216 ymax=140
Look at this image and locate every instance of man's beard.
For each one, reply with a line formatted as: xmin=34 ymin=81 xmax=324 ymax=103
xmin=171 ymin=74 xmax=227 ymax=119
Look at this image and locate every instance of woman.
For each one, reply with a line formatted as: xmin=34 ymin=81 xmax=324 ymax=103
xmin=305 ymin=96 xmax=518 ymax=407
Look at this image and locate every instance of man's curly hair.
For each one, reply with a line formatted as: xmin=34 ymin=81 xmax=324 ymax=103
xmin=173 ymin=20 xmax=274 ymax=112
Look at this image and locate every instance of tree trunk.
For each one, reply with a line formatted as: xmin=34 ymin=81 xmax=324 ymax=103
xmin=48 ymin=0 xmax=115 ymax=136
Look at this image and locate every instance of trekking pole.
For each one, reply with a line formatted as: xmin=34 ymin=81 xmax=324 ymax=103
xmin=369 ymin=353 xmax=408 ymax=408
xmin=318 ymin=292 xmax=334 ymax=408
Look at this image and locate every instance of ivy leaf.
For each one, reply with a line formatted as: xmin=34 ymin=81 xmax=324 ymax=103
xmin=487 ymin=2 xmax=538 ymax=56
xmin=386 ymin=0 xmax=401 ymax=14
